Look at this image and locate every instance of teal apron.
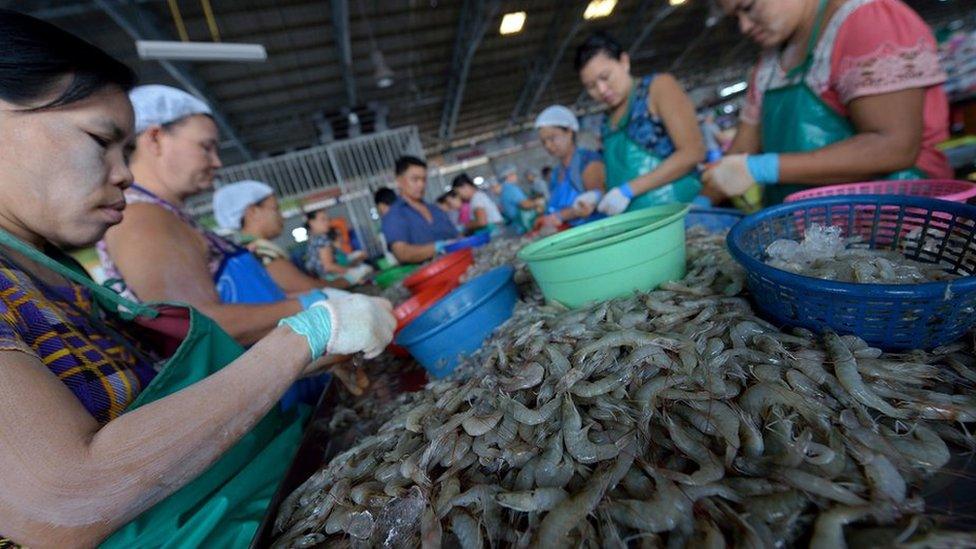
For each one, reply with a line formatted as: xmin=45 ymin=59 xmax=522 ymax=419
xmin=602 ymin=82 xmax=701 ymax=212
xmin=759 ymin=0 xmax=925 ymax=205
xmin=0 ymin=229 xmax=307 ymax=548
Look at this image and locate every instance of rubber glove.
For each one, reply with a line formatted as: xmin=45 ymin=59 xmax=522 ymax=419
xmin=433 ymin=240 xmax=452 ymax=255
xmin=280 ymin=294 xmax=396 ymax=359
xmin=597 ymin=184 xmax=634 ymax=216
xmin=572 ymin=190 xmax=603 ymax=210
xmin=297 ymin=289 xmax=327 ymax=310
xmin=691 ymin=195 xmax=713 ymax=209
xmin=343 ymin=264 xmax=373 ymax=285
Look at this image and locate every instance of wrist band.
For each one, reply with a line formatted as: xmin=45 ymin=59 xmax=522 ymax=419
xmin=746 ymin=154 xmax=780 ymax=185
xmin=619 ymin=183 xmax=635 ymax=200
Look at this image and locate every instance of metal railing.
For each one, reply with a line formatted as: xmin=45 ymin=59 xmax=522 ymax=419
xmin=187 ymin=127 xmax=425 ymax=258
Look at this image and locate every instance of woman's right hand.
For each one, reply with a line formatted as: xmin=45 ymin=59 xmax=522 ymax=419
xmin=280 ymin=294 xmax=396 ymax=359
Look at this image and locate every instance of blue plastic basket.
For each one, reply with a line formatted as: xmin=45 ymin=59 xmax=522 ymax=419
xmin=727 ymin=195 xmax=976 ymax=351
xmin=395 ymin=266 xmax=517 ymax=377
xmin=444 ymin=232 xmax=491 ymax=253
xmin=686 ymin=207 xmax=744 ymax=234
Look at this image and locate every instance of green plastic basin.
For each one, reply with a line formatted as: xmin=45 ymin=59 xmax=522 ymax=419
xmin=517 ymin=204 xmax=689 ymax=308
xmin=375 ymin=264 xmax=419 ymax=289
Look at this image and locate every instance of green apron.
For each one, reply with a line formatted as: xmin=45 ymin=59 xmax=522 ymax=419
xmin=759 ymin=0 xmax=925 ymax=205
xmin=603 ymin=81 xmax=702 ymax=212
xmin=0 ymin=230 xmax=306 ymax=548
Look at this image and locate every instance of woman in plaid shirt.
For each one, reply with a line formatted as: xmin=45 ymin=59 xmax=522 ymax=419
xmin=0 ymin=10 xmax=396 ymax=547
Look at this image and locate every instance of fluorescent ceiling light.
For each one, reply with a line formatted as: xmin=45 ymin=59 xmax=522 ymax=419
xmin=584 ymin=0 xmax=617 ymax=19
xmin=136 ymin=40 xmax=268 ymax=62
xmin=719 ymin=81 xmax=748 ymax=97
xmin=291 ymin=227 xmax=308 ymax=243
xmin=473 ymin=176 xmax=485 ymax=185
xmin=500 ymin=12 xmax=526 ymax=35
xmin=669 ymin=0 xmax=687 ymax=5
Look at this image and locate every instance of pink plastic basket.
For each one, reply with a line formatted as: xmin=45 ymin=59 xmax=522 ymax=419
xmin=784 ymin=179 xmax=976 ymax=204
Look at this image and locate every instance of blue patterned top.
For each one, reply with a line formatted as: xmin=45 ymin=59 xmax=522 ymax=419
xmin=602 ymin=74 xmax=676 ymax=159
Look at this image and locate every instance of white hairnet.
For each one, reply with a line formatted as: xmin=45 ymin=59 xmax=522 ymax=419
xmin=498 ymin=164 xmax=518 ymax=179
xmin=129 ymin=84 xmax=213 ymax=135
xmin=534 ymin=105 xmax=579 ymax=132
xmin=213 ymin=180 xmax=274 ymax=231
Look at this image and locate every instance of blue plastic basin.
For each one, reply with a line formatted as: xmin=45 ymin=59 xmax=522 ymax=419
xmin=395 ymin=266 xmax=517 ymax=378
xmin=685 ymin=207 xmax=744 ymax=234
xmin=444 ymin=232 xmax=491 ymax=253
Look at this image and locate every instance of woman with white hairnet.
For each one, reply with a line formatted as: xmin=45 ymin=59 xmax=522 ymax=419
xmin=98 ymin=85 xmax=389 ymax=346
xmin=212 ymin=181 xmax=368 ymax=288
xmin=534 ymin=105 xmax=607 ymax=228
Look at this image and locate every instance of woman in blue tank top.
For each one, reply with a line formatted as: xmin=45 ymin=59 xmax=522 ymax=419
xmin=575 ymin=32 xmax=706 ymax=215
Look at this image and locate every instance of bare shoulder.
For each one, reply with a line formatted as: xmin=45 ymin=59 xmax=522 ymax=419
xmin=106 ymin=202 xmax=201 ymax=251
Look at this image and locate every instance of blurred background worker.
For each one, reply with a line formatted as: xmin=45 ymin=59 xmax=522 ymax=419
xmin=452 ymin=173 xmax=504 ymax=234
xmin=381 ymin=156 xmax=458 ymax=263
xmin=490 ymin=166 xmax=543 ymax=234
xmin=534 ymin=105 xmax=606 ymax=229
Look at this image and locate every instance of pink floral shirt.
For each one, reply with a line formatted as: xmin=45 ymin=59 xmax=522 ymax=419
xmin=741 ymin=0 xmax=952 ymax=179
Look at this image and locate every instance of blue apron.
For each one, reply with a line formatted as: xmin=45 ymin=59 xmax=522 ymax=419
xmin=216 ymin=244 xmax=326 ymax=411
xmin=548 ymin=148 xmax=604 ymax=227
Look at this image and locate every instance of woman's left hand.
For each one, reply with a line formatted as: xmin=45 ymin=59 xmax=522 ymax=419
xmin=702 ymin=154 xmax=755 ymax=198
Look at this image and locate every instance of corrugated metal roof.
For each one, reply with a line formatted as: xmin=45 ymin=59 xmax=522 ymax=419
xmin=9 ymin=0 xmax=971 ymax=162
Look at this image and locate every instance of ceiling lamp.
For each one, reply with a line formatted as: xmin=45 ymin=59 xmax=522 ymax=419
xmin=500 ymin=11 xmax=526 ymax=35
xmin=719 ymin=81 xmax=748 ymax=97
xmin=669 ymin=0 xmax=687 ymax=5
xmin=583 ymin=0 xmax=617 ymax=20
xmin=372 ymin=51 xmax=395 ymax=89
xmin=136 ymin=40 xmax=267 ymax=62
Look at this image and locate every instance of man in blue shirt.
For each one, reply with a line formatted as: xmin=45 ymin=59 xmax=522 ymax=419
xmin=381 ymin=156 xmax=459 ymax=264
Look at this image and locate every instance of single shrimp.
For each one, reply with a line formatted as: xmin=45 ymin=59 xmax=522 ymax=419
xmin=825 ymin=332 xmax=907 ymax=419
xmin=496 ymin=487 xmax=569 ymax=512
xmin=562 ymin=395 xmax=628 ymax=464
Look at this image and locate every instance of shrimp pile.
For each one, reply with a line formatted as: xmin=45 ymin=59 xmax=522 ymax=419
xmin=765 ymin=224 xmax=957 ymax=283
xmin=272 ymin=230 xmax=976 ymax=548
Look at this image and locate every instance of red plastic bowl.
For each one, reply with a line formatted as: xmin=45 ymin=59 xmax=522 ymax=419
xmin=784 ymin=179 xmax=976 ymax=204
xmin=402 ymin=249 xmax=473 ymax=295
xmin=389 ymin=282 xmax=454 ymax=357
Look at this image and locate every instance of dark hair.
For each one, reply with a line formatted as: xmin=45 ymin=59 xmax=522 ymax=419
xmin=574 ymin=31 xmax=624 ymax=72
xmin=436 ymin=190 xmax=457 ymax=205
xmin=541 ymin=166 xmax=552 ymax=178
xmin=0 ymin=9 xmax=136 ymax=110
xmin=394 ymin=155 xmax=427 ymax=176
xmin=374 ymin=187 xmax=397 ymax=207
xmin=451 ymin=173 xmax=475 ymax=191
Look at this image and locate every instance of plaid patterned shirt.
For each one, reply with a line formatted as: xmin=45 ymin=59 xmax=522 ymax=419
xmin=0 ymin=255 xmax=157 ymax=425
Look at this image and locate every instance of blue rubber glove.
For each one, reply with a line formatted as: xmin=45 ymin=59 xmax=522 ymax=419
xmin=279 ymin=305 xmax=333 ymax=359
xmin=434 ymin=240 xmax=450 ymax=255
xmin=745 ymin=153 xmax=780 ymax=185
xmin=691 ymin=195 xmax=713 ymax=209
xmin=619 ymin=182 xmax=635 ymax=200
xmin=297 ymin=289 xmax=328 ymax=310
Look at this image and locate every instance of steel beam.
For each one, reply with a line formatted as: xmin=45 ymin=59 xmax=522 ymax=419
xmin=509 ymin=2 xmax=577 ymax=123
xmin=330 ymin=0 xmax=357 ymax=107
xmin=438 ymin=0 xmax=501 ymax=142
xmin=93 ymin=0 xmax=253 ymax=160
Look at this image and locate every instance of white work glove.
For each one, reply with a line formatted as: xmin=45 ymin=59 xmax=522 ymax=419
xmin=572 ymin=190 xmax=602 ymax=210
xmin=322 ymin=287 xmax=351 ymax=299
xmin=597 ymin=186 xmax=632 ymax=216
xmin=343 ymin=264 xmax=374 ymax=285
xmin=702 ymin=154 xmax=756 ymax=199
xmin=280 ymin=294 xmax=395 ymax=360
xmin=316 ymin=295 xmax=396 ymax=358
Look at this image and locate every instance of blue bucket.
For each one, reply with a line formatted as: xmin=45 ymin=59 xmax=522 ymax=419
xmin=395 ymin=266 xmax=517 ymax=377
xmin=444 ymin=232 xmax=491 ymax=253
xmin=685 ymin=207 xmax=743 ymax=234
